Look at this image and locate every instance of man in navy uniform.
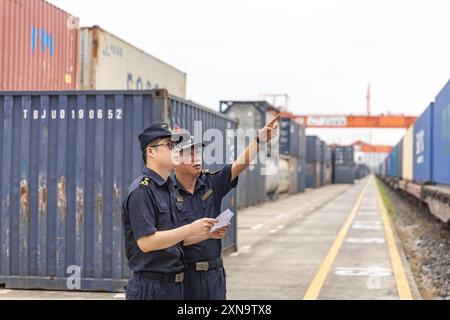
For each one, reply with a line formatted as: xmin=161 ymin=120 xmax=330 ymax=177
xmin=174 ymin=115 xmax=280 ymax=300
xmin=122 ymin=122 xmax=223 ymax=300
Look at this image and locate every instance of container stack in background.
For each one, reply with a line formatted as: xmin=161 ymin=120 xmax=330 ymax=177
xmin=278 ymin=113 xmax=306 ymax=195
xmin=305 ymin=136 xmax=322 ymax=188
xmin=0 ymin=1 xmax=187 ymax=96
xmin=332 ymin=145 xmax=355 ymax=184
xmin=220 ymin=101 xmax=279 ymax=208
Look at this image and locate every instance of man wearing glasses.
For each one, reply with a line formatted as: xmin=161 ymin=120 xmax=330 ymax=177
xmin=122 ymin=122 xmax=222 ymax=300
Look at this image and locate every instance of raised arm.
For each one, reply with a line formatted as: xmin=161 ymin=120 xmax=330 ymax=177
xmin=231 ymin=114 xmax=280 ymax=182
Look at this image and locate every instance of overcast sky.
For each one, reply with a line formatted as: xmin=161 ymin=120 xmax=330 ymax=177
xmin=49 ymin=0 xmax=450 ymax=145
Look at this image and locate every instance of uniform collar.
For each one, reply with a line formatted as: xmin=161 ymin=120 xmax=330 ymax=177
xmin=142 ymin=167 xmax=169 ymax=186
xmin=174 ymin=174 xmax=206 ymax=193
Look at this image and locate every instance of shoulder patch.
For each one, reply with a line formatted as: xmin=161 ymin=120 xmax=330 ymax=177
xmin=139 ymin=177 xmax=150 ymax=188
xmin=201 ymin=189 xmax=213 ymax=201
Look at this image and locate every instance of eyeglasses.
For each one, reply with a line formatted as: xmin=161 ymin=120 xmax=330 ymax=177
xmin=148 ymin=141 xmax=178 ymax=150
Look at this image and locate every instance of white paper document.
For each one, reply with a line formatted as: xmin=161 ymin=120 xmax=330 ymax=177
xmin=211 ymin=209 xmax=234 ymax=232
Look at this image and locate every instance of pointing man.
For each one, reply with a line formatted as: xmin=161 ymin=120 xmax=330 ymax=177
xmin=174 ymin=115 xmax=280 ymax=300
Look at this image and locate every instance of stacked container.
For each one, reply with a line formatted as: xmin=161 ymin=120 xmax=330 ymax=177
xmin=79 ymin=26 xmax=187 ymax=98
xmin=305 ymin=136 xmax=321 ymax=188
xmin=220 ymin=101 xmax=278 ymax=207
xmin=0 ymin=0 xmax=80 ymax=90
xmin=278 ymin=113 xmax=306 ymax=194
xmin=0 ymin=89 xmax=238 ymax=291
xmin=333 ymin=146 xmax=355 ymax=184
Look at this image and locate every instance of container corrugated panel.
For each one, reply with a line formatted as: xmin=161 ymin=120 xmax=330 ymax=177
xmin=402 ymin=125 xmax=414 ymax=181
xmin=0 ymin=0 xmax=79 ymax=90
xmin=0 ymin=90 xmax=167 ymax=291
xmin=305 ymin=162 xmax=321 ymax=188
xmin=0 ymin=89 xmax=238 ymax=291
xmin=414 ymin=103 xmax=434 ymax=183
xmin=79 ymin=26 xmax=187 ymax=98
xmin=168 ymin=95 xmax=238 ymax=252
xmin=306 ymin=136 xmax=321 ymax=163
xmin=333 ymin=165 xmax=355 ymax=184
xmin=432 ymin=80 xmax=450 ymax=185
xmin=319 ymin=141 xmax=326 ymax=163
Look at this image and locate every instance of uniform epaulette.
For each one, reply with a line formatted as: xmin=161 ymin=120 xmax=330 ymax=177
xmin=139 ymin=176 xmax=151 ymax=188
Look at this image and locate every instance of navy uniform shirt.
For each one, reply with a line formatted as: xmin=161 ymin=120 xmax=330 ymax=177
xmin=122 ymin=167 xmax=187 ymax=274
xmin=174 ymin=164 xmax=238 ymax=263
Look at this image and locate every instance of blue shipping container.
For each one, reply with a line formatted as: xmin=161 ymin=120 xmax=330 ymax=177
xmin=413 ymin=103 xmax=434 ymax=183
xmin=0 ymin=89 xmax=238 ymax=291
xmin=389 ymin=147 xmax=398 ymax=177
xmin=432 ymin=80 xmax=450 ymax=185
xmin=306 ymin=136 xmax=321 ymax=163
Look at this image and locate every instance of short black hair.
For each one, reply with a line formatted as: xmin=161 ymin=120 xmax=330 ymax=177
xmin=142 ymin=137 xmax=169 ymax=164
xmin=142 ymin=148 xmax=147 ymax=165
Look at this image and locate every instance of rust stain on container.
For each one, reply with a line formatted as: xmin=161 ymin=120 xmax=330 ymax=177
xmin=76 ymin=187 xmax=84 ymax=223
xmin=20 ymin=179 xmax=30 ymax=222
xmin=57 ymin=176 xmax=67 ymax=217
xmin=38 ymin=177 xmax=47 ymax=214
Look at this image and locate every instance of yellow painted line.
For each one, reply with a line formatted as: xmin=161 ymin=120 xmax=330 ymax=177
xmin=303 ymin=180 xmax=370 ymax=300
xmin=376 ymin=182 xmax=413 ymax=300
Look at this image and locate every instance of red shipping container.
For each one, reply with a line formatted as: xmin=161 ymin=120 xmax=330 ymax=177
xmin=0 ymin=0 xmax=79 ymax=90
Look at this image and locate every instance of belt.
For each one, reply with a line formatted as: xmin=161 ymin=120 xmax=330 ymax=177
xmin=185 ymin=257 xmax=223 ymax=272
xmin=134 ymin=271 xmax=185 ymax=283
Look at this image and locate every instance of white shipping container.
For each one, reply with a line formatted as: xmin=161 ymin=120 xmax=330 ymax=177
xmin=79 ymin=26 xmax=187 ymax=98
xmin=402 ymin=126 xmax=414 ymax=181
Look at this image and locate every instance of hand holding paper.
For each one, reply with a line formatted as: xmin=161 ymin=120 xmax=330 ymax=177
xmin=210 ymin=209 xmax=234 ymax=232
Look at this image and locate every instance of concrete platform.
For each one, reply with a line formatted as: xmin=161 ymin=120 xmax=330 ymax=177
xmin=0 ymin=175 xmax=416 ymax=300
xmin=224 ymin=175 xmax=416 ymax=300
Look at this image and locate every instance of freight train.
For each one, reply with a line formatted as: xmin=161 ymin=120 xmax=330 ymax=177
xmin=377 ymin=80 xmax=450 ymax=224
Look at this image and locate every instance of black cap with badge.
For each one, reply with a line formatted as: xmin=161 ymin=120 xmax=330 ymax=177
xmin=138 ymin=122 xmax=189 ymax=151
xmin=177 ymin=136 xmax=206 ymax=151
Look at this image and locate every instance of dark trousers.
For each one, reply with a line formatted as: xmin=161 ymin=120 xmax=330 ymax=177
xmin=183 ymin=266 xmax=227 ymax=300
xmin=125 ymin=274 xmax=184 ymax=300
